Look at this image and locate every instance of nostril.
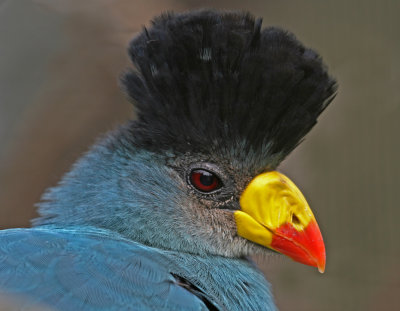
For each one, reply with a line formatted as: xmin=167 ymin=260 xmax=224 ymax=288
xmin=292 ymin=214 xmax=300 ymax=225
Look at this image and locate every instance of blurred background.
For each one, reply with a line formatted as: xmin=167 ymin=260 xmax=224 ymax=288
xmin=1 ymin=0 xmax=399 ymax=310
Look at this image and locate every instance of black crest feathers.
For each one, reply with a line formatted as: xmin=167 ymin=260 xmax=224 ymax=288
xmin=122 ymin=10 xmax=337 ymax=159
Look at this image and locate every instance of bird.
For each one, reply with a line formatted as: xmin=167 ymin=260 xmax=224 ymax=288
xmin=0 ymin=10 xmax=336 ymax=311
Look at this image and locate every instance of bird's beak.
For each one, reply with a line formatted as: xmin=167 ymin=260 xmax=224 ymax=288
xmin=234 ymin=171 xmax=326 ymax=273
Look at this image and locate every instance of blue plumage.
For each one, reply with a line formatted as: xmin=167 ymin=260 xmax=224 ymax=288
xmin=0 ymin=227 xmax=274 ymax=310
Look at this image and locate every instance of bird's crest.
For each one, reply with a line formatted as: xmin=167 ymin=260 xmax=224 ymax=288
xmin=122 ymin=10 xmax=337 ymax=160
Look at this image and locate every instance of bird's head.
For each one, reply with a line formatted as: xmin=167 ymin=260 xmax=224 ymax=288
xmin=35 ymin=10 xmax=336 ymax=273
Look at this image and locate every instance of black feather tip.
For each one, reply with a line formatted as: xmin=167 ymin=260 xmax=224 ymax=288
xmin=122 ymin=10 xmax=337 ymax=160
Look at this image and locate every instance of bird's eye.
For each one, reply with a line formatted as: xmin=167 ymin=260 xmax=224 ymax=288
xmin=189 ymin=169 xmax=221 ymax=193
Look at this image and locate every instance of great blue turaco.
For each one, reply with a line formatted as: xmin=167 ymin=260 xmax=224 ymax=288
xmin=0 ymin=9 xmax=336 ymax=311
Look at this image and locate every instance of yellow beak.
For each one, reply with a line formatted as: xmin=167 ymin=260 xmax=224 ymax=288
xmin=234 ymin=171 xmax=326 ymax=273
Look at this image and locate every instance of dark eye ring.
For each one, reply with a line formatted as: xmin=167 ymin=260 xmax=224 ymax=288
xmin=189 ymin=169 xmax=221 ymax=193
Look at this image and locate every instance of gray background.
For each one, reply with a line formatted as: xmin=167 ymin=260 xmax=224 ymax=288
xmin=1 ymin=0 xmax=399 ymax=310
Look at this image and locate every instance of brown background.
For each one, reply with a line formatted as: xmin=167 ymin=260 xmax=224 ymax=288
xmin=1 ymin=0 xmax=399 ymax=310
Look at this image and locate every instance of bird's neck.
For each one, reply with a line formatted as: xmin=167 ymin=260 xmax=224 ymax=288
xmin=32 ymin=133 xmax=212 ymax=256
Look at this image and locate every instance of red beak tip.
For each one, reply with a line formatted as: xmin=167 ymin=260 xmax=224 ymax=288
xmin=316 ymin=253 xmax=326 ymax=273
xmin=272 ymin=221 xmax=326 ymax=272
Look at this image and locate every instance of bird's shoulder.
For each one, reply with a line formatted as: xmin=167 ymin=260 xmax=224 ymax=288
xmin=0 ymin=227 xmax=212 ymax=310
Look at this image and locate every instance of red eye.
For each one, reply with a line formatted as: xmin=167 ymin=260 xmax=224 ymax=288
xmin=190 ymin=169 xmax=220 ymax=192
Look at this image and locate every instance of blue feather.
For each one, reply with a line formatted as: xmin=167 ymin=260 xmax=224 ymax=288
xmin=0 ymin=228 xmax=275 ymax=310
